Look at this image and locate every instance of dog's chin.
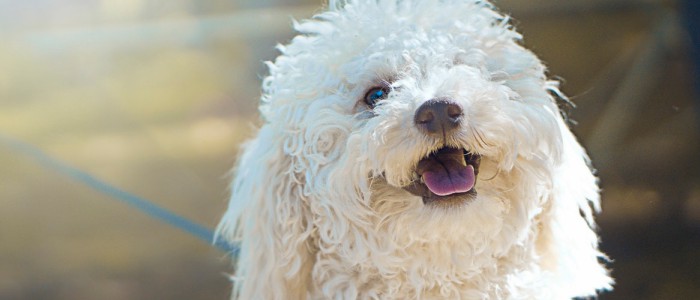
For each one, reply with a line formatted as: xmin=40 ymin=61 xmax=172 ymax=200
xmin=402 ymin=146 xmax=482 ymax=209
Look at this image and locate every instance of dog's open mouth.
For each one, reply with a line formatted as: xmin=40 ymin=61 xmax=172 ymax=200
xmin=403 ymin=147 xmax=481 ymax=206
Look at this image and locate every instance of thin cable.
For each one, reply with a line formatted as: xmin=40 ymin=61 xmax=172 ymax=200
xmin=0 ymin=133 xmax=239 ymax=256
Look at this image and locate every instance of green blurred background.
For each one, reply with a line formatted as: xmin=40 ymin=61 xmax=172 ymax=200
xmin=1 ymin=0 xmax=698 ymax=299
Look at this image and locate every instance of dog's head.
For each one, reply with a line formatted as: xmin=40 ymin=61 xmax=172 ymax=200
xmin=259 ymin=0 xmax=566 ymax=235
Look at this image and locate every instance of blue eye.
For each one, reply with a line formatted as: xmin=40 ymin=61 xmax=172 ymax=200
xmin=364 ymin=86 xmax=390 ymax=107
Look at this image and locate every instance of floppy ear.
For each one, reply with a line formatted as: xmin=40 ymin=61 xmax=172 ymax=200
xmin=486 ymin=37 xmax=614 ymax=296
xmin=216 ymin=125 xmax=315 ymax=300
xmin=536 ymin=115 xmax=614 ymax=298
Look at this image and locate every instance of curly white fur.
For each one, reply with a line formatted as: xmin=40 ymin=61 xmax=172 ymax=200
xmin=216 ymin=0 xmax=613 ymax=299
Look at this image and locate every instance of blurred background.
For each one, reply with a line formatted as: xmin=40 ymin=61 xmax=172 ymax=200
xmin=0 ymin=0 xmax=698 ymax=299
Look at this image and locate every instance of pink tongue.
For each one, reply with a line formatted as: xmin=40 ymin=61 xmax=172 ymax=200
xmin=423 ymin=164 xmax=475 ymax=196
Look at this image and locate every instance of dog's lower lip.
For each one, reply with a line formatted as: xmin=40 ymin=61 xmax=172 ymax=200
xmin=404 ymin=182 xmax=477 ymax=205
xmin=423 ymin=189 xmax=477 ymax=206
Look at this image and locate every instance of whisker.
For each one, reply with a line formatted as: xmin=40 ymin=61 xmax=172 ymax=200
xmin=482 ymin=167 xmax=500 ymax=181
xmin=471 ymin=127 xmax=494 ymax=150
xmin=469 ymin=127 xmax=484 ymax=149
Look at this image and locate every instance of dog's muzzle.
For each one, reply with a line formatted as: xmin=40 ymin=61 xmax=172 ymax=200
xmin=404 ymin=98 xmax=482 ymax=206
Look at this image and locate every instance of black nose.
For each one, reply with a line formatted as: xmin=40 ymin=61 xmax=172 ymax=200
xmin=414 ymin=98 xmax=463 ymax=136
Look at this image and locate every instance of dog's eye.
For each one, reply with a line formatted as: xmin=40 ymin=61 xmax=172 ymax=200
xmin=364 ymin=86 xmax=390 ymax=107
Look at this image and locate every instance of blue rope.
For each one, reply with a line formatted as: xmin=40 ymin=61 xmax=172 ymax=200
xmin=0 ymin=133 xmax=239 ymax=256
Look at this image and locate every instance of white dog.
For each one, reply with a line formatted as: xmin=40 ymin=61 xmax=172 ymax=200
xmin=217 ymin=0 xmax=613 ymax=298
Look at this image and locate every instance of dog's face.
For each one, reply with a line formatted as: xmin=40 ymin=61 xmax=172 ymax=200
xmin=262 ymin=0 xmax=564 ymax=242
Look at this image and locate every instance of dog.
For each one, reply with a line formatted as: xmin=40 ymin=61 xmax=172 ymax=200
xmin=217 ymin=0 xmax=613 ymax=298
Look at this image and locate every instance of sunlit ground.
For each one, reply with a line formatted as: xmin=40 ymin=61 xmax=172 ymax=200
xmin=1 ymin=1 xmax=699 ymax=299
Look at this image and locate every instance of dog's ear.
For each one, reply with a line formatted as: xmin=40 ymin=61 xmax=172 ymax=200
xmin=536 ymin=116 xmax=614 ymax=297
xmin=216 ymin=126 xmax=315 ymax=299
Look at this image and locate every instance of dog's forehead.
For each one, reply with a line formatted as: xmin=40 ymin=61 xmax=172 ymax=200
xmin=260 ymin=0 xmax=546 ymax=120
xmin=288 ymin=1 xmax=519 ymax=77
